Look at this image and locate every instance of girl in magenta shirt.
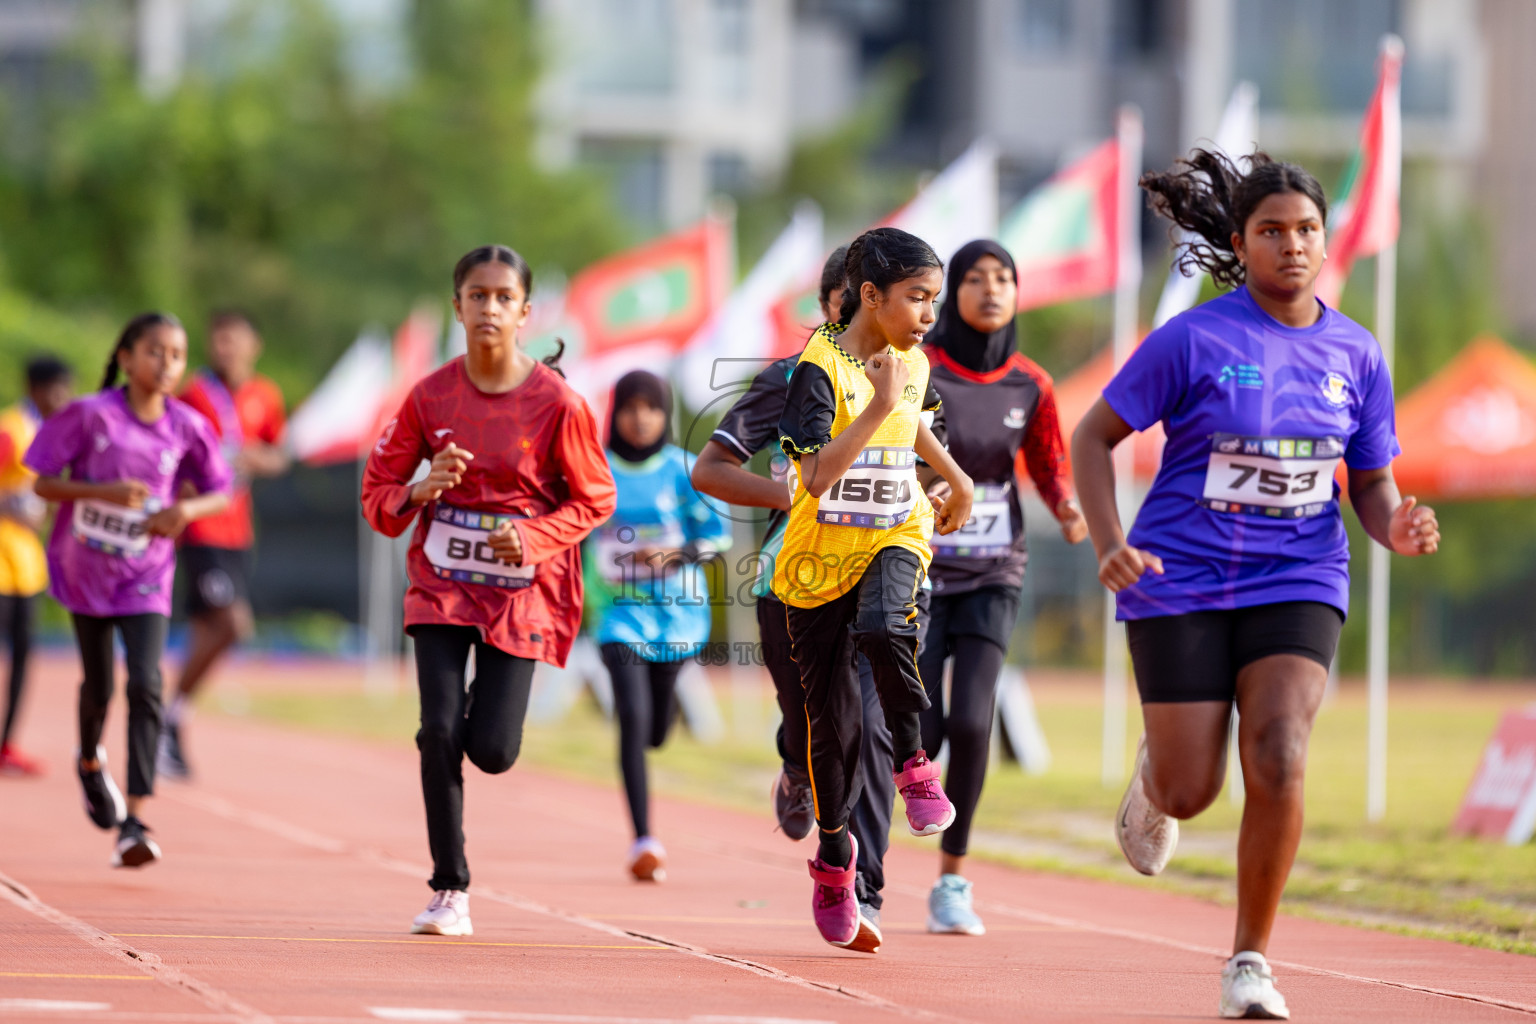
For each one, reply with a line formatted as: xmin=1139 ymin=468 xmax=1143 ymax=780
xmin=28 ymin=313 xmax=231 ymax=869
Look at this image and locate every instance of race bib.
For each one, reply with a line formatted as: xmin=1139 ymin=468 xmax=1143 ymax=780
xmin=423 ymin=504 xmax=534 ymax=589
xmin=1200 ymin=434 xmax=1343 ymax=519
xmin=72 ymin=498 xmax=159 ymax=556
xmin=816 ymin=446 xmax=918 ymax=530
xmin=933 ymin=482 xmax=1013 ymax=558
xmin=594 ymin=521 xmax=686 ymax=584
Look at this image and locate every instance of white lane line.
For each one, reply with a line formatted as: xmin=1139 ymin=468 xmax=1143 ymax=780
xmin=0 ymin=1000 xmax=111 ymax=1013
xmin=163 ymin=788 xmax=955 ymax=1024
xmin=681 ymin=833 xmax=1536 ymax=1017
xmin=0 ymin=870 xmax=276 ymax=1024
xmin=369 ymin=1011 xmax=836 ymax=1024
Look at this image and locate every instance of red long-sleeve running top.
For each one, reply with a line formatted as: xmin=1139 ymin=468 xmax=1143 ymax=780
xmin=361 ymin=358 xmax=616 ymax=667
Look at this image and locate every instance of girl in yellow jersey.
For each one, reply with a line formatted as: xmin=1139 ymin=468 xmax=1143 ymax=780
xmin=774 ymin=227 xmax=974 ymax=950
xmin=0 ymin=357 xmax=74 ymax=776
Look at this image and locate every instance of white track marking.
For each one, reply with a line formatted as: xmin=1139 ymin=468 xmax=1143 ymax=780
xmin=0 ymin=1000 xmax=111 ymax=1012
xmin=369 ymin=1011 xmax=835 ymax=1024
xmin=707 ymin=832 xmax=1536 ymax=1018
xmin=161 ymin=789 xmax=961 ymax=1024
xmin=0 ymin=871 xmax=276 ymax=1024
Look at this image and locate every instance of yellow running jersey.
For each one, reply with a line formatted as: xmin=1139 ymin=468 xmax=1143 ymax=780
xmin=0 ymin=404 xmax=47 ymax=597
xmin=772 ymin=324 xmax=942 ymax=608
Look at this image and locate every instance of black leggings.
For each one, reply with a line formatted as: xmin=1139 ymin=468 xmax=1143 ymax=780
xmin=600 ymin=643 xmax=684 ymax=839
xmin=413 ymin=624 xmax=536 ymax=892
xmin=918 ymin=633 xmax=1008 ymax=858
xmin=0 ymin=594 xmax=36 ymax=748
xmin=73 ymin=612 xmax=168 ymax=798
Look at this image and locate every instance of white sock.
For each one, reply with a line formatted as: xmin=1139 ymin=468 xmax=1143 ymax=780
xmin=166 ymin=695 xmax=188 ymax=726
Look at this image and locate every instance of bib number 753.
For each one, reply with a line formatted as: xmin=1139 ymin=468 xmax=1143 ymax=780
xmin=1200 ymin=434 xmax=1343 ymax=519
xmin=1225 ymin=464 xmax=1320 ymax=496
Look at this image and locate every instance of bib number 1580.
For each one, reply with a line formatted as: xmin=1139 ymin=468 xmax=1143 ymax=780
xmin=826 ymin=476 xmax=911 ymax=505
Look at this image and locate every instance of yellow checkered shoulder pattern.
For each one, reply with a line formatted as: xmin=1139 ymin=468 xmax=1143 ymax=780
xmin=772 ymin=324 xmax=935 ymax=608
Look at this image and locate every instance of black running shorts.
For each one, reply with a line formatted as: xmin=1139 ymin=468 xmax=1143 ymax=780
xmin=180 ymin=545 xmax=252 ymax=617
xmin=1125 ymin=601 xmax=1344 ymax=704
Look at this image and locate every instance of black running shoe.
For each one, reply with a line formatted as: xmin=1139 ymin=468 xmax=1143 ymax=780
xmin=772 ymin=768 xmax=815 ymax=841
xmin=112 ymin=816 xmax=161 ymax=869
xmin=77 ymin=746 xmax=125 ymax=830
xmin=157 ymin=720 xmax=190 ymax=780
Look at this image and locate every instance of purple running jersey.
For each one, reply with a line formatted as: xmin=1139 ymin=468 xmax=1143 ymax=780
xmin=25 ymin=388 xmax=231 ymax=617
xmin=1102 ymin=286 xmax=1399 ymax=621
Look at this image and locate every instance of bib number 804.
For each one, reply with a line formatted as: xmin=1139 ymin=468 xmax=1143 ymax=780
xmin=1227 ymin=464 xmax=1320 ymax=496
xmin=827 ymin=476 xmax=912 ymax=504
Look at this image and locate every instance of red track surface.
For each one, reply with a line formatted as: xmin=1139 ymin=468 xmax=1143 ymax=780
xmin=2 ymin=653 xmax=1534 ymax=1023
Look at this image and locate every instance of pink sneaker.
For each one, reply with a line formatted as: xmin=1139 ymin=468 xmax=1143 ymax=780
xmin=807 ymin=833 xmax=862 ymax=949
xmin=895 ymin=752 xmax=955 ymax=836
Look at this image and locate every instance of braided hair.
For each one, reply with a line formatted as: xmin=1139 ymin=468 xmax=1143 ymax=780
xmin=102 ymin=312 xmax=182 ymax=390
xmin=836 ymin=227 xmax=943 ymax=326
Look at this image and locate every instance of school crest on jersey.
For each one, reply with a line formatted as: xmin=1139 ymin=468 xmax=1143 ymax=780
xmin=1003 ymin=407 xmax=1026 ymax=429
xmin=1320 ymin=371 xmax=1350 ymax=407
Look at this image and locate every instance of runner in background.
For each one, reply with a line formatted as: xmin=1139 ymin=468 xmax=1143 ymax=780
xmin=589 ymin=370 xmax=730 ymax=883
xmin=692 ymin=246 xmax=920 ymax=945
xmin=918 ymin=240 xmax=1086 ymax=935
xmin=160 ymin=311 xmax=289 ymax=779
xmin=362 ymin=245 xmax=615 ymax=936
xmin=1073 ymin=151 xmax=1440 ymax=1019
xmin=27 ymin=313 xmax=231 ymax=867
xmin=0 ymin=357 xmax=74 ymax=776
xmin=775 ymin=227 xmax=973 ymax=952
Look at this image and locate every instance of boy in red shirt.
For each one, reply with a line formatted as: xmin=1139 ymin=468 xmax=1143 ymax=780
xmin=160 ymin=312 xmax=289 ymax=778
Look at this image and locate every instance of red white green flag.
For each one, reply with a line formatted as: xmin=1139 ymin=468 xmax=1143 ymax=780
xmin=1315 ymin=37 xmax=1403 ymax=307
xmin=564 ymin=216 xmax=732 ymax=358
xmin=999 ymin=138 xmax=1122 ymax=312
xmin=562 ymin=215 xmax=733 ymax=420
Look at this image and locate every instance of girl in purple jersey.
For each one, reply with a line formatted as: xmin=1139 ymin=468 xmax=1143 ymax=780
xmin=1073 ymin=152 xmax=1439 ymax=1020
xmin=27 ymin=313 xmax=231 ymax=869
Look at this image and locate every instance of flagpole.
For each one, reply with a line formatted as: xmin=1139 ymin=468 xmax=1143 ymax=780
xmin=1103 ymin=105 xmax=1143 ymax=787
xmin=1366 ymin=33 xmax=1403 ymax=823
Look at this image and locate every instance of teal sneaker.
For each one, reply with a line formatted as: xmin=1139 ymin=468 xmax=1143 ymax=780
xmin=926 ymin=874 xmax=985 ymax=935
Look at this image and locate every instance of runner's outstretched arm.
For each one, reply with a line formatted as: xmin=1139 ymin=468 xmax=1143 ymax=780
xmin=691 ymin=440 xmax=790 ymax=510
xmin=1071 ymin=398 xmax=1163 ymax=592
xmin=912 ymin=421 xmax=973 ymax=535
xmin=512 ymin=396 xmax=616 ymax=566
xmin=1346 ymin=466 xmax=1439 ymax=556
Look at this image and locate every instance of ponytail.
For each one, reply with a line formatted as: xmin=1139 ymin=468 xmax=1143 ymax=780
xmin=1140 ymin=149 xmax=1329 ymax=290
xmin=541 ymin=337 xmax=567 ymax=378
xmin=836 ymin=227 xmax=942 ymax=326
xmin=102 ymin=312 xmax=181 ymax=391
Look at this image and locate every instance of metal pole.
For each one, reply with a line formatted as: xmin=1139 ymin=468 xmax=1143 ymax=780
xmin=1102 ymin=105 xmax=1143 ymax=787
xmin=1366 ymin=237 xmax=1397 ymax=822
xmin=1365 ymin=33 xmax=1402 ymax=823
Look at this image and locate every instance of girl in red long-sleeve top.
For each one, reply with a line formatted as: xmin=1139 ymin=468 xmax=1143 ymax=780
xmin=361 ymin=245 xmax=616 ymax=937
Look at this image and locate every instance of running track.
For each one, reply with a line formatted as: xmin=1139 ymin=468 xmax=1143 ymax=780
xmin=2 ymin=655 xmax=1534 ymax=1024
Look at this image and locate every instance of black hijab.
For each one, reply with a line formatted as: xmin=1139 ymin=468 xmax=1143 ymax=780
xmin=925 ymin=239 xmax=1019 ymax=374
xmin=608 ymin=369 xmax=672 ymax=464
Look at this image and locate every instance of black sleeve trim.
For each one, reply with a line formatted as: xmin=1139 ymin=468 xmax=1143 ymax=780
xmin=777 ymin=361 xmax=836 ymax=462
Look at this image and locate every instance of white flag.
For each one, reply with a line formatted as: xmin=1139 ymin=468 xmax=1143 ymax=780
xmin=677 ymin=202 xmax=824 ymax=408
xmin=886 ymin=140 xmax=999 ymax=273
xmin=1152 ymin=82 xmax=1259 ymax=328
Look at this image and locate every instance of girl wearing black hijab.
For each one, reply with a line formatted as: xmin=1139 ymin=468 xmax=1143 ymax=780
xmin=919 ymin=240 xmax=1087 ymax=935
xmin=590 ymin=370 xmax=731 ymax=883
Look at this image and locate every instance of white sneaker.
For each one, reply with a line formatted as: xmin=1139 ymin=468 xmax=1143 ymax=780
xmin=627 ymin=836 xmax=666 ymax=882
xmin=1115 ymin=736 xmax=1178 ymax=875
xmin=1221 ymin=951 xmax=1290 ymax=1019
xmin=411 ymin=890 xmax=472 ymax=936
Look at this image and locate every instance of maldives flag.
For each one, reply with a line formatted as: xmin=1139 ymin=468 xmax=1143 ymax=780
xmin=565 ymin=216 xmax=733 ymax=359
xmin=1315 ymin=36 xmax=1403 ymax=307
xmin=1000 ymin=138 xmax=1122 ymax=312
